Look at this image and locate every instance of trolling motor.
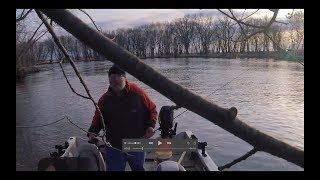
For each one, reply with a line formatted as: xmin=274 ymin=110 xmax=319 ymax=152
xmin=50 ymin=141 xmax=69 ymax=157
xmin=158 ymin=106 xmax=179 ymax=138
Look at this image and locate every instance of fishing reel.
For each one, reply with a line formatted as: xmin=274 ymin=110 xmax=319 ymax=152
xmin=158 ymin=106 xmax=179 ymax=138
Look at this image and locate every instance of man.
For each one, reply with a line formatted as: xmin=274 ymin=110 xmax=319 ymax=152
xmin=87 ymin=64 xmax=158 ymax=171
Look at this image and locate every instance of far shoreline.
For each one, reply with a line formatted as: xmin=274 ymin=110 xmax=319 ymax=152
xmin=36 ymin=51 xmax=304 ymax=65
xmin=17 ymin=51 xmax=303 ymax=82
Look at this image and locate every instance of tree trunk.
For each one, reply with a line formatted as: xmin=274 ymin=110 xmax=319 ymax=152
xmin=40 ymin=9 xmax=304 ymax=168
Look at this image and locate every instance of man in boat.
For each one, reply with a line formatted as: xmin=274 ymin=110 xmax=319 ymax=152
xmin=87 ymin=64 xmax=158 ymax=171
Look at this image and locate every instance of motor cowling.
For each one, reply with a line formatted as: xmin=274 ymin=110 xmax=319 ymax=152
xmin=158 ymin=106 xmax=178 ymax=138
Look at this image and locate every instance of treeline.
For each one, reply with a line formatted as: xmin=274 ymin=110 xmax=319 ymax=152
xmin=16 ymin=11 xmax=304 ymax=69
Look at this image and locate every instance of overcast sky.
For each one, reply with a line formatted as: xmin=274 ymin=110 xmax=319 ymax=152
xmin=71 ymin=9 xmax=300 ymax=31
xmin=17 ymin=9 xmax=303 ymax=39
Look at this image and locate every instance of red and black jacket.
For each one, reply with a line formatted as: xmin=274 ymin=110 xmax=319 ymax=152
xmin=88 ymin=81 xmax=158 ymax=149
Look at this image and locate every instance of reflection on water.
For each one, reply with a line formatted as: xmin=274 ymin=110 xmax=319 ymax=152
xmin=16 ymin=58 xmax=304 ymax=171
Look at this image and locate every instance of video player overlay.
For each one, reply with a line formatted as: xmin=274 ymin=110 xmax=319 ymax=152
xmin=122 ymin=139 xmax=198 ymax=152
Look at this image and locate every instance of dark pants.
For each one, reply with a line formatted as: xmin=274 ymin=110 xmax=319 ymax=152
xmin=105 ymin=146 xmax=145 ymax=171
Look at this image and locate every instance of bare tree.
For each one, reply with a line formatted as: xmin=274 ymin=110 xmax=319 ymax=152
xmin=145 ymin=23 xmax=157 ymax=57
xmin=34 ymin=41 xmax=48 ymax=62
xmin=194 ymin=15 xmax=214 ymax=55
xmin=114 ymin=28 xmax=128 ymax=50
xmin=16 ymin=9 xmax=50 ymax=80
xmin=26 ymin=9 xmax=297 ymax=61
xmin=45 ymin=38 xmax=56 ymax=62
xmin=287 ymin=10 xmax=304 ymax=55
xmin=269 ymin=24 xmax=283 ymax=51
xmin=174 ymin=15 xmax=196 ymax=54
xmin=216 ymin=17 xmax=235 ymax=53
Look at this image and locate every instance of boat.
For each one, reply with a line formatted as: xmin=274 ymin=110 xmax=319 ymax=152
xmin=38 ymin=106 xmax=219 ymax=171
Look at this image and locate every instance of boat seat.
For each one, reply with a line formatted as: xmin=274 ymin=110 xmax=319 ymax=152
xmin=156 ymin=160 xmax=186 ymax=171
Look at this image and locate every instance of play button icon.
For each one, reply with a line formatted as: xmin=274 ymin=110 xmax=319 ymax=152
xmin=158 ymin=141 xmax=162 ymax=146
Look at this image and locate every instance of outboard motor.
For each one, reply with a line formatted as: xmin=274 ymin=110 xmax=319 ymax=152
xmin=158 ymin=106 xmax=179 ymax=138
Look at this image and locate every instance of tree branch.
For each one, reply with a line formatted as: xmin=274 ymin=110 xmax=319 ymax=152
xmin=16 ymin=9 xmax=33 ymax=22
xmin=218 ymin=9 xmax=263 ymax=29
xmin=264 ymin=32 xmax=285 ymax=52
xmin=58 ymin=61 xmax=91 ymax=99
xmin=35 ymin=10 xmax=108 ymax=144
xmin=78 ymin=9 xmax=102 ymax=32
xmin=274 ymin=20 xmax=288 ymax=25
xmin=218 ymin=148 xmax=258 ymax=170
xmin=240 ymin=9 xmax=259 ymax=21
xmin=217 ymin=9 xmax=281 ymax=43
xmin=218 ymin=9 xmax=279 ymax=30
xmin=229 ymin=9 xmax=260 ymax=28
xmin=17 ymin=22 xmax=44 ymax=62
xmin=286 ymin=9 xmax=295 ymax=19
xmin=229 ymin=9 xmax=248 ymax=40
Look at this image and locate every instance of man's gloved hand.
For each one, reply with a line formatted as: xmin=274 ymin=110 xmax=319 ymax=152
xmin=88 ymin=132 xmax=97 ymax=141
xmin=144 ymin=127 xmax=155 ymax=139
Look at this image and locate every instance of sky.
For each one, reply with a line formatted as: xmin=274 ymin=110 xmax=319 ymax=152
xmin=71 ymin=9 xmax=301 ymax=31
xmin=16 ymin=9 xmax=303 ymax=40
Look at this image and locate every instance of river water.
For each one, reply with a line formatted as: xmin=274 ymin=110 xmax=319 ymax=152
xmin=16 ymin=58 xmax=304 ymax=171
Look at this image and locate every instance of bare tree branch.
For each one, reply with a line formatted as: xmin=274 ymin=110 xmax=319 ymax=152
xmin=16 ymin=9 xmax=33 ymax=22
xmin=297 ymin=60 xmax=304 ymax=66
xmin=218 ymin=148 xmax=258 ymax=171
xmin=58 ymin=61 xmax=91 ymax=99
xmin=269 ymin=9 xmax=278 ymax=13
xmin=219 ymin=9 xmax=281 ymax=44
xmin=264 ymin=32 xmax=304 ymax=66
xmin=218 ymin=9 xmax=264 ymax=29
xmin=240 ymin=9 xmax=259 ymax=21
xmin=229 ymin=10 xmax=248 ymax=40
xmin=35 ymin=9 xmax=108 ymax=144
xmin=78 ymin=9 xmax=117 ymax=41
xmin=78 ymin=9 xmax=102 ymax=32
xmin=229 ymin=9 xmax=260 ymax=29
xmin=16 ymin=30 xmax=48 ymax=68
xmin=264 ymin=32 xmax=284 ymax=52
xmin=218 ymin=9 xmax=279 ymax=29
xmin=274 ymin=20 xmax=288 ymax=25
xmin=240 ymin=9 xmax=246 ymax=20
xmin=286 ymin=9 xmax=295 ymax=19
xmin=16 ymin=22 xmax=47 ymax=64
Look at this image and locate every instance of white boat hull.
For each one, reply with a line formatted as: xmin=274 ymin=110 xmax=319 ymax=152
xmin=40 ymin=130 xmax=219 ymax=171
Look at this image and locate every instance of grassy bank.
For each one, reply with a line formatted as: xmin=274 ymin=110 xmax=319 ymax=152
xmin=16 ymin=66 xmax=40 ymax=82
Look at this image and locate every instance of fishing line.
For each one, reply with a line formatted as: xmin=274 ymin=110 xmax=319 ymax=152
xmin=173 ymin=68 xmax=251 ymax=120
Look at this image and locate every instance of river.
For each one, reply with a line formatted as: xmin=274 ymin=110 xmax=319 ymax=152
xmin=16 ymin=58 xmax=304 ymax=171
